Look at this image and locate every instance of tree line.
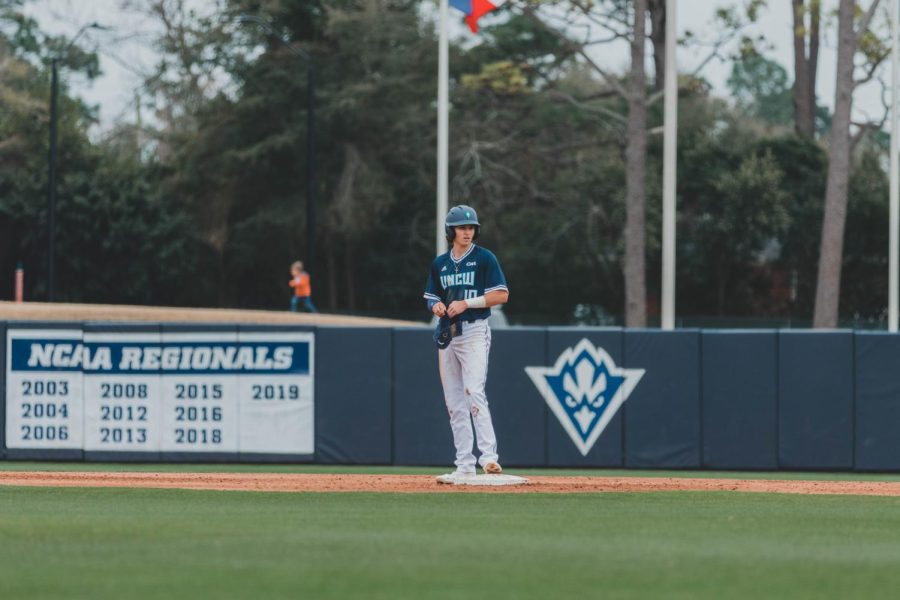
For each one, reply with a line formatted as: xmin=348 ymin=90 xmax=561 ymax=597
xmin=0 ymin=0 xmax=892 ymax=327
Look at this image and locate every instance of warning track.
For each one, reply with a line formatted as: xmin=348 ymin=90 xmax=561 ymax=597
xmin=2 ymin=471 xmax=900 ymax=496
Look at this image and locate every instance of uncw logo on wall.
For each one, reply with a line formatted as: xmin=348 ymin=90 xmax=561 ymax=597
xmin=525 ymin=339 xmax=645 ymax=456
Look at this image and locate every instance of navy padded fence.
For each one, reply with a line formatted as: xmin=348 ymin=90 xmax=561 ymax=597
xmin=391 ymin=328 xmax=454 ymax=466
xmin=545 ymin=328 xmax=625 ymax=467
xmin=485 ymin=328 xmax=547 ymax=467
xmin=779 ymin=331 xmax=854 ymax=470
xmin=7 ymin=321 xmax=900 ymax=471
xmin=624 ymin=330 xmax=701 ymax=468
xmin=701 ymin=331 xmax=778 ymax=470
xmin=315 ymin=327 xmax=392 ymax=464
xmin=855 ymin=333 xmax=900 ymax=471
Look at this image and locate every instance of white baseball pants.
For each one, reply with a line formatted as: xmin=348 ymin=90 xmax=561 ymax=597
xmin=438 ymin=318 xmax=499 ymax=472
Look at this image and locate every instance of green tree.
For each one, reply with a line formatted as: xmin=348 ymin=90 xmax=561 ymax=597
xmin=727 ymin=53 xmax=793 ymax=128
xmin=757 ymin=135 xmax=827 ymax=320
xmin=841 ymin=149 xmax=888 ymax=324
xmin=0 ymin=6 xmax=203 ymax=304
xmin=141 ymin=1 xmax=440 ymax=312
xmin=677 ymin=112 xmax=791 ymax=317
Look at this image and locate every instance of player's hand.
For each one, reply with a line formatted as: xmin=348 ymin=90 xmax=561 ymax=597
xmin=446 ymin=300 xmax=468 ymax=318
xmin=432 ymin=302 xmax=447 ymax=317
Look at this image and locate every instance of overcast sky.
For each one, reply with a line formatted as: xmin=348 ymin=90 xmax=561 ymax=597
xmin=21 ymin=0 xmax=890 ymax=133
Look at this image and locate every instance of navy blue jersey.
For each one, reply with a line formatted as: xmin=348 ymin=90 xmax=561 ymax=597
xmin=424 ymin=245 xmax=508 ymax=322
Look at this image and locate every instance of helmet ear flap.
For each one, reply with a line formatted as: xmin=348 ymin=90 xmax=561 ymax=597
xmin=443 ymin=224 xmax=477 ymax=244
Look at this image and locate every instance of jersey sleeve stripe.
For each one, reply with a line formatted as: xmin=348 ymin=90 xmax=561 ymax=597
xmin=484 ymin=285 xmax=508 ymax=294
xmin=423 ymin=293 xmax=441 ymax=300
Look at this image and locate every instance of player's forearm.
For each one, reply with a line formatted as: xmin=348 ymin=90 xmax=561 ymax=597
xmin=463 ymin=291 xmax=507 ymax=310
xmin=484 ymin=290 xmax=508 ymax=307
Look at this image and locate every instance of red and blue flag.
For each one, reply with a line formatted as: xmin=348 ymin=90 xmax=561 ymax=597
xmin=450 ymin=0 xmax=506 ymax=33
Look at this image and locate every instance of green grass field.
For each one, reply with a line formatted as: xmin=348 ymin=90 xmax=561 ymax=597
xmin=2 ymin=465 xmax=900 ymax=599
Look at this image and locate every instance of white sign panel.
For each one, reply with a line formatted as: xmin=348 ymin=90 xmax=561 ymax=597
xmin=5 ymin=329 xmax=84 ymax=450
xmin=238 ymin=331 xmax=314 ymax=454
xmin=83 ymin=331 xmax=162 ymax=452
xmin=159 ymin=331 xmax=240 ymax=453
xmin=4 ymin=328 xmax=315 ymax=457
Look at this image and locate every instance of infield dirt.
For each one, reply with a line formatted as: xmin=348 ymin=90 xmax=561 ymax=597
xmin=2 ymin=471 xmax=900 ymax=495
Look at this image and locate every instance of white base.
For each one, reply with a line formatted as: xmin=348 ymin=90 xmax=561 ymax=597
xmin=436 ymin=473 xmax=530 ymax=486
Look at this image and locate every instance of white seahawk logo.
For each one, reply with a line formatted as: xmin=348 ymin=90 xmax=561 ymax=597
xmin=525 ymin=339 xmax=644 ymax=456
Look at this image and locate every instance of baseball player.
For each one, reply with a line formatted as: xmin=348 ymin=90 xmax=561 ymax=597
xmin=424 ymin=205 xmax=509 ymax=478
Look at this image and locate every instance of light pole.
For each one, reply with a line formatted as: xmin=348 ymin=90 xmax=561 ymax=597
xmin=47 ymin=22 xmax=107 ymax=302
xmin=237 ymin=14 xmax=316 ymax=278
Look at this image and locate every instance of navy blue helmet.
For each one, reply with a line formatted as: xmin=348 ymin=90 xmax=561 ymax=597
xmin=445 ymin=205 xmax=480 ymax=242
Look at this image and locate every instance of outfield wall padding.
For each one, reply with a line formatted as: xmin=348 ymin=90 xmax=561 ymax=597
xmin=624 ymin=330 xmax=701 ymax=468
xmin=779 ymin=331 xmax=854 ymax=470
xmin=484 ymin=328 xmax=547 ymax=467
xmin=545 ymin=328 xmax=624 ymax=467
xmin=854 ymin=333 xmax=900 ymax=471
xmin=7 ymin=322 xmax=900 ymax=471
xmin=701 ymin=331 xmax=778 ymax=470
xmin=315 ymin=327 xmax=392 ymax=464
xmin=391 ymin=328 xmax=454 ymax=466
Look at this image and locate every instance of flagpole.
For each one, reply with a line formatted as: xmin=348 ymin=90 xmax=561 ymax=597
xmin=437 ymin=0 xmax=450 ymax=257
xmin=661 ymin=0 xmax=677 ymax=330
xmin=890 ymin=0 xmax=899 ymax=332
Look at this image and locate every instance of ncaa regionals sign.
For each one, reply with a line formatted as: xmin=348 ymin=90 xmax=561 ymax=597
xmin=5 ymin=328 xmax=314 ymax=456
xmin=525 ymin=339 xmax=644 ymax=456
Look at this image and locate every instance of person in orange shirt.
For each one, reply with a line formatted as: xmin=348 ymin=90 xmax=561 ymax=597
xmin=289 ymin=261 xmax=317 ymax=313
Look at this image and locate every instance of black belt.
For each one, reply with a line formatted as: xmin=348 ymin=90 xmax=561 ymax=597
xmin=461 ymin=316 xmax=487 ymax=324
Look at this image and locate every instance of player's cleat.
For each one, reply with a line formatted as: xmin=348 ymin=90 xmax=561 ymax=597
xmin=483 ymin=462 xmax=503 ymax=475
xmin=436 ymin=469 xmax=476 ymax=484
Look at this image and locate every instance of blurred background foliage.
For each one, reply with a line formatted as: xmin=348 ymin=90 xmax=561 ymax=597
xmin=0 ymin=0 xmax=890 ymax=326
